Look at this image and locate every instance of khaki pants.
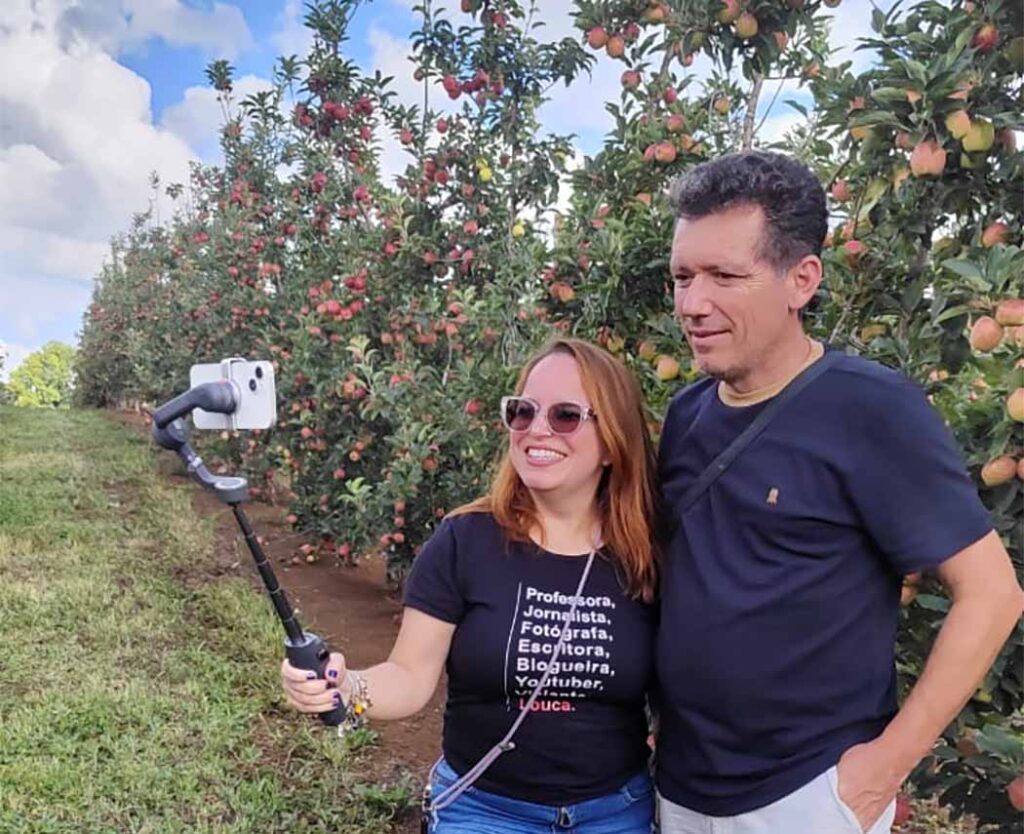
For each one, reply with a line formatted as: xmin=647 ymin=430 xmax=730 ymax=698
xmin=659 ymin=766 xmax=896 ymax=834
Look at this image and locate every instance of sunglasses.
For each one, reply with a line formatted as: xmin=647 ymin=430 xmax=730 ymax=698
xmin=500 ymin=396 xmax=597 ymax=436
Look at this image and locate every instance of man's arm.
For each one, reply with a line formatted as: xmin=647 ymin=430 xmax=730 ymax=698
xmin=838 ymin=530 xmax=1024 ymax=829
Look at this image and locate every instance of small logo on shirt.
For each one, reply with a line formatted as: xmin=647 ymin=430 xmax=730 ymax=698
xmin=766 ymin=487 xmax=780 ymax=506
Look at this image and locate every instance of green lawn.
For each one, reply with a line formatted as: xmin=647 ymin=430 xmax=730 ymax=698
xmin=0 ymin=407 xmax=412 ymax=833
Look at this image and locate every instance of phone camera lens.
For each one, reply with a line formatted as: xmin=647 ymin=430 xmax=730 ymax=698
xmin=249 ymin=379 xmax=258 ymax=392
xmin=255 ymin=367 xmax=264 ymax=379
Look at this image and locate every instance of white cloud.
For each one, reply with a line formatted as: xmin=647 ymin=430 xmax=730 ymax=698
xmin=756 ymin=111 xmax=806 ymax=146
xmin=0 ymin=223 xmax=109 ymax=281
xmin=55 ymin=0 xmax=253 ymax=59
xmin=532 ymin=1 xmax=717 ymax=146
xmin=273 ymin=0 xmax=314 ymax=59
xmin=0 ymin=26 xmax=197 ymax=233
xmin=365 ymin=26 xmax=423 ymax=186
xmin=0 ymin=1 xmax=207 ymax=361
xmin=161 ymin=74 xmax=276 ymax=158
xmin=825 ymin=0 xmax=900 ymax=73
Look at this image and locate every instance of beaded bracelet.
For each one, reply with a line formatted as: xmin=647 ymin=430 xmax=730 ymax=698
xmin=337 ymin=671 xmax=372 ymax=737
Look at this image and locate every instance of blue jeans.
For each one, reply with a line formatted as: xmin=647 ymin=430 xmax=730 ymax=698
xmin=426 ymin=758 xmax=655 ymax=833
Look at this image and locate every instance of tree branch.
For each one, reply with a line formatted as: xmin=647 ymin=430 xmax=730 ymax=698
xmin=741 ymin=72 xmax=764 ymax=150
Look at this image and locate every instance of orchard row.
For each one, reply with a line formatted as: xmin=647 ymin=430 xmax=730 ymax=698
xmin=74 ymin=2 xmax=1022 ymax=827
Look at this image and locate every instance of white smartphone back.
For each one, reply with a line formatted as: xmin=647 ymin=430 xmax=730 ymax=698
xmin=189 ymin=358 xmax=277 ymax=430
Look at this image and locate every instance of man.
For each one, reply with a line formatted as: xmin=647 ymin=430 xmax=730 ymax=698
xmin=654 ymin=150 xmax=1023 ymax=833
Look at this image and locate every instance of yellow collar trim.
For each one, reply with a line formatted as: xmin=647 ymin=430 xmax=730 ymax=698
xmin=717 ymin=339 xmax=826 ymax=407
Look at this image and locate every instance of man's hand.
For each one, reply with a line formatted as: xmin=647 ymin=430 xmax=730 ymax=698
xmin=836 ymin=740 xmax=907 ymax=831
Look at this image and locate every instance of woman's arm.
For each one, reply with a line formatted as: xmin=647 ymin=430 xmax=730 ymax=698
xmin=281 ymin=607 xmax=456 ymax=721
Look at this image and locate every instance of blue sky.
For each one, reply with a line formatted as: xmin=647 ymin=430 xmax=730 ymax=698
xmin=119 ymin=1 xmax=417 ymax=118
xmin=0 ymin=0 xmax=864 ymax=382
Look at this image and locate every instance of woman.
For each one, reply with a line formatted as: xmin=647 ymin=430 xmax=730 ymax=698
xmin=281 ymin=338 xmax=660 ymax=833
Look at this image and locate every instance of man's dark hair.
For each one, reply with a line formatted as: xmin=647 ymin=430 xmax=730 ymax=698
xmin=668 ymin=150 xmax=828 ymax=271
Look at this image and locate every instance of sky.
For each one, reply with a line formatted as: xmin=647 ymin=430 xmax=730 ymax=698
xmin=0 ymin=0 xmax=881 ymax=381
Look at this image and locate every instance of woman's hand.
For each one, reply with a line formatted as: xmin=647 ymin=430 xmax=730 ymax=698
xmin=278 ymin=609 xmax=457 ymax=721
xmin=281 ymin=652 xmax=350 ymax=714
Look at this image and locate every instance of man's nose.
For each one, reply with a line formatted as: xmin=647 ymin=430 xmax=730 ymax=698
xmin=676 ymin=273 xmax=714 ymax=319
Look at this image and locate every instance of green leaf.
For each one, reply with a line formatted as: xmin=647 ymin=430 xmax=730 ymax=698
xmin=976 ymin=725 xmax=1024 ymax=763
xmin=785 ymin=99 xmax=809 ymax=117
xmin=849 ymin=110 xmax=901 ymax=128
xmin=871 ymin=87 xmax=911 ymax=104
xmin=902 ymin=59 xmax=928 ymax=83
xmin=940 ymin=259 xmax=983 ymax=281
xmin=915 ymin=594 xmax=951 ymax=612
xmin=934 ymin=304 xmax=970 ymax=324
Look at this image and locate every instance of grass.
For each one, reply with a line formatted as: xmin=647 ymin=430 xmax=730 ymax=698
xmin=0 ymin=407 xmax=414 ymax=833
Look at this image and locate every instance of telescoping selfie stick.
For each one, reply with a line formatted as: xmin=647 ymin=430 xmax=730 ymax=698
xmin=151 ymin=381 xmax=346 ymax=726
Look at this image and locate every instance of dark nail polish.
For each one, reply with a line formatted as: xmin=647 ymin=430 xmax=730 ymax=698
xmin=306 ymin=672 xmax=316 ymax=679
xmin=327 ymin=669 xmax=338 ymax=679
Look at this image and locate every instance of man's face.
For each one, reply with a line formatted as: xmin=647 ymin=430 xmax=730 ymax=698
xmin=670 ymin=203 xmax=802 ymax=388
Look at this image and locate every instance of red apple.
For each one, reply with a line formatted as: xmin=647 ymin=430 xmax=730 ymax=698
xmin=981 ymin=456 xmax=1016 ymax=487
xmin=656 ymin=355 xmax=680 ymax=381
xmin=734 ymin=12 xmax=758 ymax=39
xmin=1007 ymin=775 xmax=1024 ymax=812
xmin=969 ymin=316 xmax=1003 ymax=351
xmin=972 ymin=22 xmax=998 ymax=52
xmin=831 ymin=180 xmax=851 ymax=202
xmin=945 ymin=110 xmax=971 ymax=139
xmin=995 ymin=299 xmax=1024 ymax=326
xmin=586 ymin=26 xmax=608 ymax=49
xmin=718 ymin=0 xmax=741 ymax=24
xmin=621 ymin=70 xmax=641 ymax=89
xmin=1007 ymin=388 xmax=1024 ymax=422
xmin=654 ymin=142 xmax=677 ymax=164
xmin=981 ymin=221 xmax=1008 ymax=247
xmin=843 ymin=239 xmax=865 ymax=266
xmin=909 ymin=139 xmax=947 ymax=177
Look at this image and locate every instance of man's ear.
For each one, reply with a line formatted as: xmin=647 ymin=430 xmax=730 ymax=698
xmin=788 ymin=254 xmax=823 ymax=313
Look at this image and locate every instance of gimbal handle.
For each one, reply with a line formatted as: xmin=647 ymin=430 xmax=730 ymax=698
xmin=150 ymin=384 xmax=346 ymax=727
xmin=152 ymin=380 xmax=238 ymax=429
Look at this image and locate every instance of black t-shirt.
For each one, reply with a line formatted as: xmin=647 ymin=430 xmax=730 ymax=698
xmin=404 ymin=512 xmax=656 ymax=804
xmin=655 ymin=350 xmax=993 ymax=815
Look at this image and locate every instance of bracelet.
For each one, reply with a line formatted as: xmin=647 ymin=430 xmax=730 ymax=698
xmin=338 ymin=671 xmax=372 ymax=736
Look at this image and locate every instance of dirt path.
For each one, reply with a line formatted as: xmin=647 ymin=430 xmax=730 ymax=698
xmin=111 ymin=411 xmax=443 ymax=833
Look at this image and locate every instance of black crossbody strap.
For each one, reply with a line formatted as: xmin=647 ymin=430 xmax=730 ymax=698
xmin=679 ymin=349 xmax=842 ymax=514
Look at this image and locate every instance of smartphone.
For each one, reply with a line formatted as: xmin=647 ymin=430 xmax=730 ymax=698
xmin=189 ymin=358 xmax=277 ymax=430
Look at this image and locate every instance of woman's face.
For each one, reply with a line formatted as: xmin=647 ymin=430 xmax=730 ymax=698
xmin=507 ymin=353 xmax=610 ymax=502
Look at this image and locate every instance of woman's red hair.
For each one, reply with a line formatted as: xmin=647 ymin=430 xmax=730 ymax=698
xmin=450 ymin=338 xmax=659 ymax=601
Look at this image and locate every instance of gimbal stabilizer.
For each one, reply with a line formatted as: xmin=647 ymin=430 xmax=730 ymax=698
xmin=151 ymin=381 xmax=346 ymax=726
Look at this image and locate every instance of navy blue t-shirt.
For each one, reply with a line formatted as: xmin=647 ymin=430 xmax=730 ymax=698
xmin=404 ymin=512 xmax=656 ymax=804
xmin=655 ymin=350 xmax=992 ymax=815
